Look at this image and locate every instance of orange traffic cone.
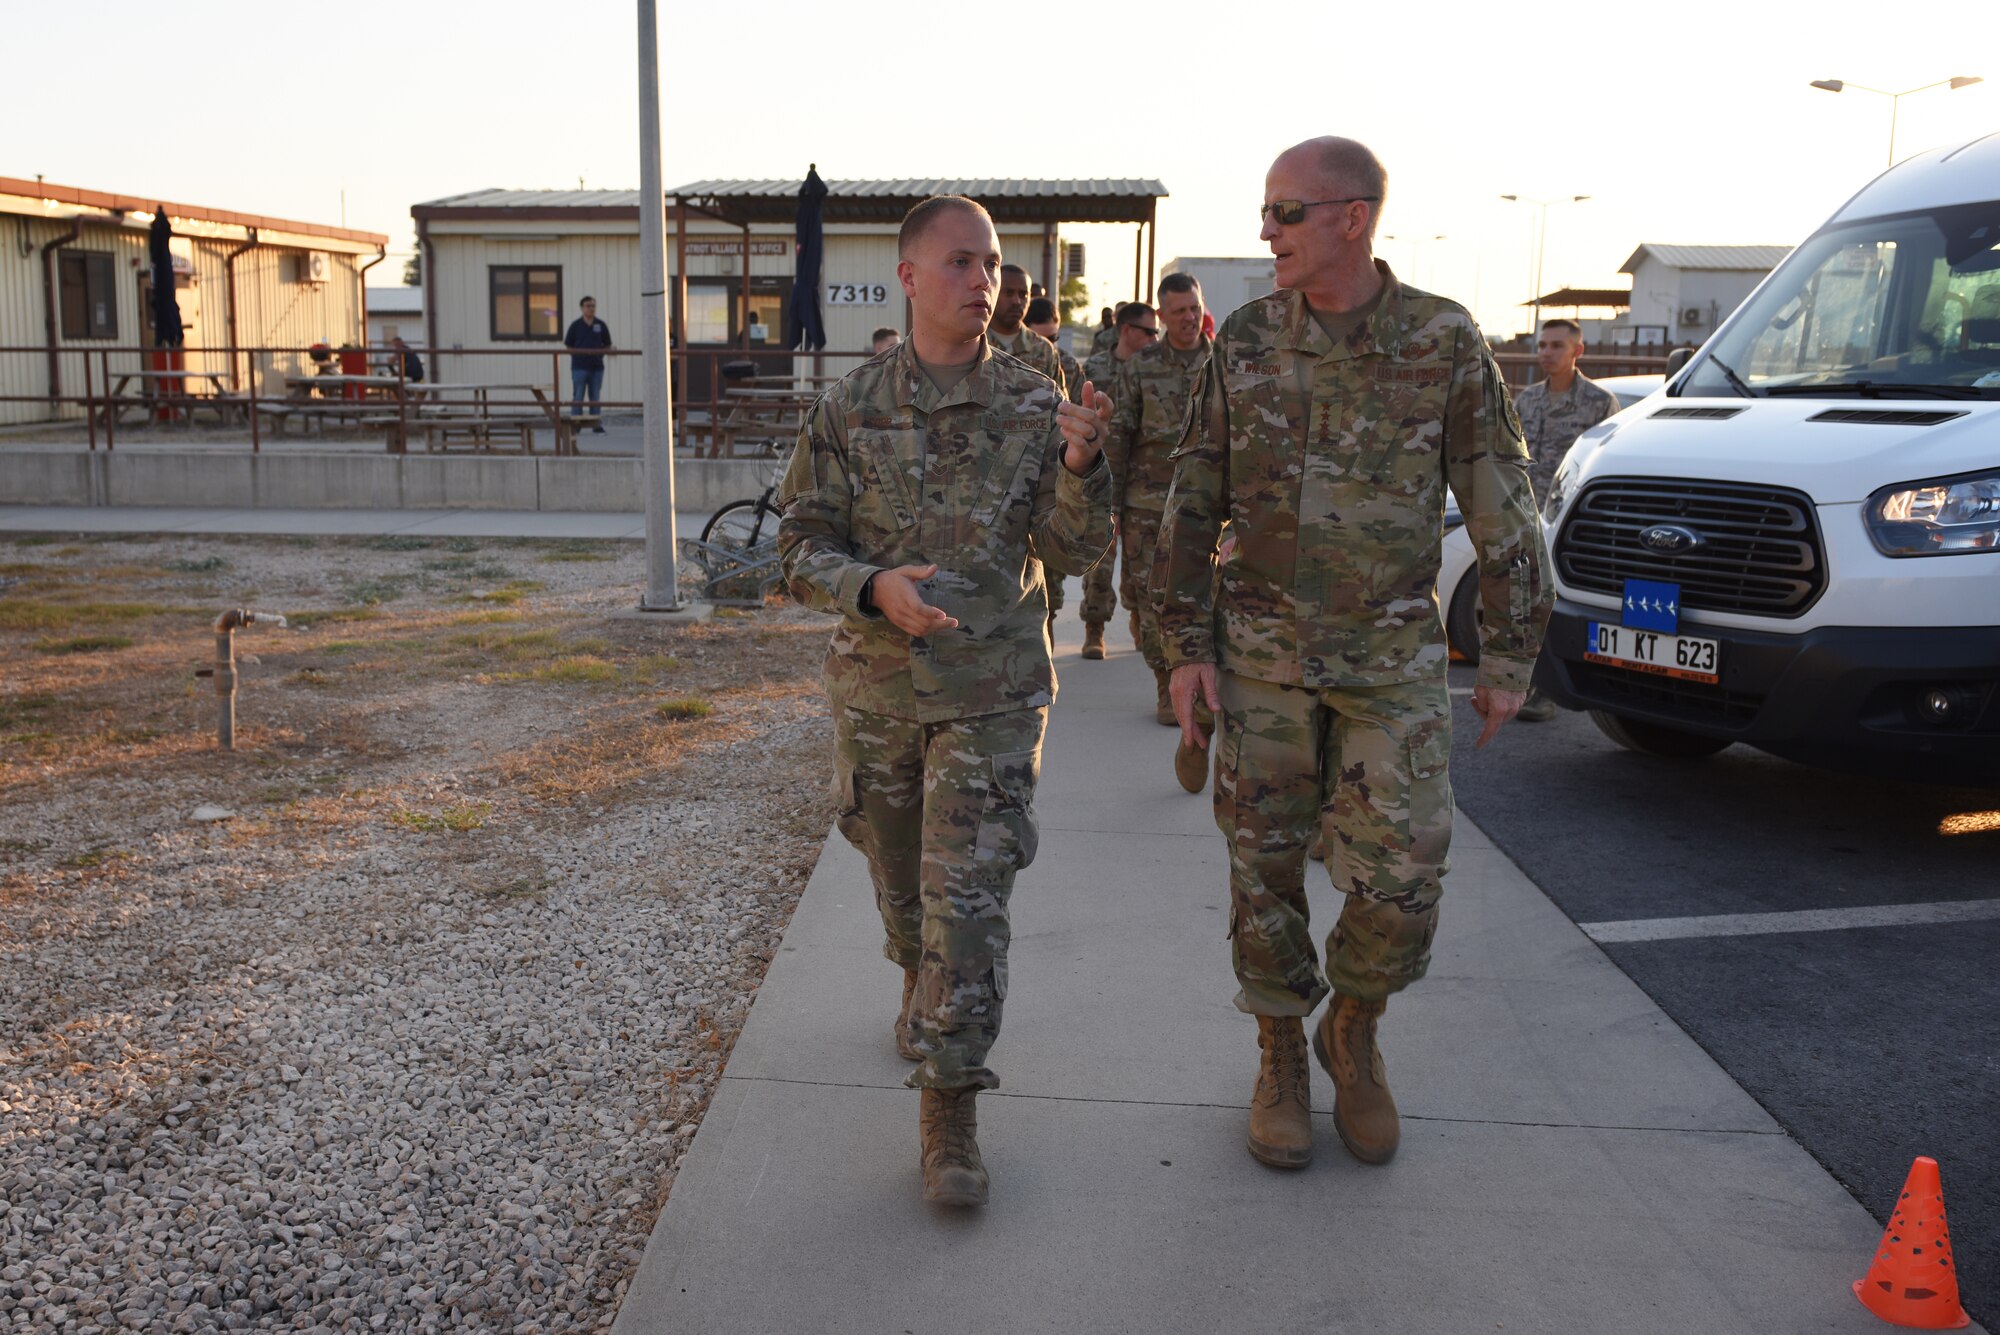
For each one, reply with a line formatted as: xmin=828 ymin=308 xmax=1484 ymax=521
xmin=1852 ymin=1156 xmax=1969 ymax=1329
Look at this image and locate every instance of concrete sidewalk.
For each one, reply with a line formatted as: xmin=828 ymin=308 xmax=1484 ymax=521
xmin=612 ymin=604 xmax=1959 ymax=1335
xmin=0 ymin=504 xmax=704 ymax=541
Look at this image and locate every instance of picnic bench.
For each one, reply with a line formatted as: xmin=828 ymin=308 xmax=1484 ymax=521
xmin=708 ymin=387 xmax=814 ymax=458
xmin=94 ymin=369 xmax=239 ymax=429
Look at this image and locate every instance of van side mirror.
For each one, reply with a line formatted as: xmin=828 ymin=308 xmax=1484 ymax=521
xmin=1663 ymin=347 xmax=1695 ymax=377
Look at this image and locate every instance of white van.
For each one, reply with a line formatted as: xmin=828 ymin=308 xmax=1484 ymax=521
xmin=1535 ymin=132 xmax=2000 ymax=786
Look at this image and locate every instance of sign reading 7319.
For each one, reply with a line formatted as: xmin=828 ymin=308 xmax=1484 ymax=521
xmin=825 ymin=283 xmax=890 ymax=306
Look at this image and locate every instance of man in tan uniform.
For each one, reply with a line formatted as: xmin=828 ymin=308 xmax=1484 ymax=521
xmin=779 ymin=196 xmax=1114 ymax=1206
xmin=1156 ymin=137 xmax=1551 ymax=1170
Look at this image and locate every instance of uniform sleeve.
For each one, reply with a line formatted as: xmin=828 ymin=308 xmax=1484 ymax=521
xmin=1152 ymin=354 xmax=1230 ymax=669
xmin=1103 ymin=358 xmax=1140 ymax=512
xmin=776 ymin=396 xmax=886 ymax=619
xmin=1028 ymin=420 xmax=1113 ymax=577
xmin=1443 ymin=328 xmax=1553 ymax=692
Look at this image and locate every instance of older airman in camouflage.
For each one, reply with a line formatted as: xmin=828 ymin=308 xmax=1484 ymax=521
xmin=1028 ymin=296 xmax=1119 ymax=653
xmin=1156 ymin=137 xmax=1551 ymax=1172
xmin=1106 ymin=273 xmax=1209 ymax=728
xmin=779 ymin=195 xmax=1114 ymax=1207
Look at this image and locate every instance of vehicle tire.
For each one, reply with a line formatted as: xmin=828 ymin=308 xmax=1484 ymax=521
xmin=702 ymin=500 xmax=771 ymax=550
xmin=1445 ymin=569 xmax=1481 ymax=666
xmin=1588 ymin=710 xmax=1733 ymax=759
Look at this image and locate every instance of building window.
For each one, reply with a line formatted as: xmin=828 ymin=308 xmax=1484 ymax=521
xmin=489 ymin=266 xmax=562 ymax=340
xmin=59 ymin=252 xmax=118 ymax=339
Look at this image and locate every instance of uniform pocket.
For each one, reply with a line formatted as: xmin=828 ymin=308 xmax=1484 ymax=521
xmin=972 ymin=747 xmax=1042 ymax=878
xmin=1404 ymin=715 xmax=1453 ymax=869
xmin=1212 ymin=719 xmax=1242 ymax=841
xmin=831 ymin=753 xmax=868 ymax=849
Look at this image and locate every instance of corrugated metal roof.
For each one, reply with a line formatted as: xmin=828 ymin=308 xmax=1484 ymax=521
xmin=412 ymin=180 xmax=1168 ymax=225
xmin=1620 ymin=244 xmax=1792 ymax=273
xmin=1524 ymin=287 xmax=1631 ymax=307
xmin=365 ymin=286 xmax=424 ymax=313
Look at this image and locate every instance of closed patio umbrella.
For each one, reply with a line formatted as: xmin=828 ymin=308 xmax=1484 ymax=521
xmin=148 ymin=208 xmax=184 ymax=347
xmin=786 ymin=165 xmax=827 ymax=351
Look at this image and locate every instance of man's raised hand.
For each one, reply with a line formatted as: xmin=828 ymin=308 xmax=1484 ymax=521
xmin=1056 ymin=381 xmax=1113 ymax=473
xmin=871 ymin=563 xmax=959 ymax=638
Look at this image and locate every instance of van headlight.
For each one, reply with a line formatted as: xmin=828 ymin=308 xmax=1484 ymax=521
xmin=1865 ymin=470 xmax=2000 ymax=556
xmin=1543 ymin=460 xmax=1575 ymax=521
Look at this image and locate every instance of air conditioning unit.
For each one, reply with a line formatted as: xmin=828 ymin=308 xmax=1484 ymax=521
xmin=297 ymin=251 xmax=330 ymax=285
xmin=1679 ymin=305 xmax=1705 ymax=327
xmin=1065 ymin=242 xmax=1086 ymax=278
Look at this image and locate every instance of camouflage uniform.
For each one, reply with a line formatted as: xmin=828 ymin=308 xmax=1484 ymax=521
xmin=1154 ymin=264 xmax=1550 ymax=1012
xmin=987 ymin=325 xmax=1069 ymax=397
xmin=779 ymin=337 xmax=1113 ymax=1090
xmin=1106 ymin=335 xmax=1209 ymax=671
xmin=1042 ymin=336 xmax=1117 ymax=627
xmin=1514 ymin=372 xmax=1621 ymax=503
xmin=1090 ymin=321 xmax=1118 ymax=356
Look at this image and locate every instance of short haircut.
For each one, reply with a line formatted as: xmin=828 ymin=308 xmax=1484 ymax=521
xmin=1025 ymin=297 xmax=1057 ymax=325
xmin=999 ymin=263 xmax=1030 ymax=283
xmin=871 ymin=326 xmax=900 ymax=343
xmin=897 ymin=195 xmax=992 ymax=259
xmin=1158 ymin=272 xmax=1201 ymax=298
xmin=1298 ymin=136 xmax=1388 ymax=239
xmin=1100 ymin=306 xmax=1114 ymax=321
xmin=1540 ymin=318 xmax=1583 ymax=339
xmin=1116 ymin=302 xmax=1155 ymax=327
xmin=580 ymin=296 xmax=596 ymax=306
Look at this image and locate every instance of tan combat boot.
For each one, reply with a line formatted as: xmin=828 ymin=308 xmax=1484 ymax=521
xmin=895 ymin=968 xmax=920 ymax=1062
xmin=1313 ymin=993 xmax=1399 ymax=1164
xmin=1247 ymin=1015 xmax=1313 ymax=1168
xmin=919 ymin=1086 xmax=988 ymax=1206
xmin=1153 ymin=669 xmax=1177 ymax=727
xmin=1081 ymin=622 xmax=1107 ymax=660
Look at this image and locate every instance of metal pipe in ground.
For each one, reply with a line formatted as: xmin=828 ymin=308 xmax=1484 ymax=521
xmin=211 ymin=608 xmax=287 ymax=750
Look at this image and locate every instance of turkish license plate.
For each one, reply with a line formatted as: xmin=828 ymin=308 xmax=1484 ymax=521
xmin=1585 ymin=621 xmax=1722 ymax=685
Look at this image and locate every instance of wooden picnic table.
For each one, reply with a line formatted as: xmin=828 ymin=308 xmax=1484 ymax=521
xmin=710 ymin=387 xmax=814 ymax=458
xmin=96 ymin=368 xmax=238 ymax=428
xmin=400 ymin=382 xmax=570 ymax=454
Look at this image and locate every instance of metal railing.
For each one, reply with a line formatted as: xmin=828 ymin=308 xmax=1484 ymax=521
xmin=0 ymin=342 xmax=882 ymax=456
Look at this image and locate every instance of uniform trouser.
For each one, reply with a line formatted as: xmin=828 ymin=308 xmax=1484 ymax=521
xmin=1212 ymin=671 xmax=1453 ymax=1012
xmin=1117 ymin=507 xmax=1166 ymax=669
xmin=1044 ymin=549 xmax=1118 ymax=624
xmin=831 ymin=704 xmax=1046 ymax=1091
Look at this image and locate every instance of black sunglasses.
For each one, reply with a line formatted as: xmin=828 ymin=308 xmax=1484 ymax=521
xmin=1259 ymin=196 xmax=1379 ymax=225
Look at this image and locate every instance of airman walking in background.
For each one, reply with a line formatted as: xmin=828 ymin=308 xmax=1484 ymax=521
xmin=1029 ymin=296 xmax=1119 ymax=655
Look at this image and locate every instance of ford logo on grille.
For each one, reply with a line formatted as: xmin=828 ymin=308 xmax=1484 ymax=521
xmin=1639 ymin=524 xmax=1702 ymax=553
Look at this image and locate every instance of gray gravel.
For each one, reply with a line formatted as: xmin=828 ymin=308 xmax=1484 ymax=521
xmin=1 ymin=534 xmax=832 ymax=1333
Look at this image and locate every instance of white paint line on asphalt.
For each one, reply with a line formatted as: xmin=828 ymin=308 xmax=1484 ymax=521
xmin=1581 ymin=898 xmax=2000 ymax=944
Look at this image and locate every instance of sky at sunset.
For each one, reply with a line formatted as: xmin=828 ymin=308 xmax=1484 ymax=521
xmin=9 ymin=0 xmax=1995 ymax=339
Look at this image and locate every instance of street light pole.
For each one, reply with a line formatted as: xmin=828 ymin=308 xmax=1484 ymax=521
xmin=1500 ymin=194 xmax=1589 ymax=354
xmin=1382 ymin=233 xmax=1445 ymax=288
xmin=1809 ymin=76 xmax=1984 ymax=166
xmin=637 ymin=0 xmax=681 ymax=611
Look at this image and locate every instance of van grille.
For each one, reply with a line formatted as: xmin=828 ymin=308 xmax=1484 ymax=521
xmin=1556 ymin=478 xmax=1824 ymax=616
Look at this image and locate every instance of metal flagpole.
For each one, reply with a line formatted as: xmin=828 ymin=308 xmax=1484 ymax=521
xmin=638 ymin=0 xmax=681 ymax=610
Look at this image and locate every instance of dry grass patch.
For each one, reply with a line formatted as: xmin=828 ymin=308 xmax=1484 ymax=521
xmin=37 ymin=634 xmax=134 ymax=655
xmin=388 ymin=803 xmax=492 ymax=834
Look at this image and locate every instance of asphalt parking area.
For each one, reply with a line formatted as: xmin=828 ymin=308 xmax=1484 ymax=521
xmin=1445 ymin=663 xmax=1997 ymax=1322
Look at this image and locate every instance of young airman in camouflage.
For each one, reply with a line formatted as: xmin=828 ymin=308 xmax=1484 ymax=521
xmin=1081 ymin=302 xmax=1161 ymax=659
xmin=1156 ymin=137 xmax=1551 ymax=1171
xmin=1511 ymin=318 xmax=1620 ymax=722
xmin=1029 ymin=297 xmax=1119 ymax=654
xmin=778 ymin=195 xmax=1114 ymax=1207
xmin=1106 ymin=273 xmax=1210 ymax=729
xmin=987 ymin=264 xmax=1070 ymax=395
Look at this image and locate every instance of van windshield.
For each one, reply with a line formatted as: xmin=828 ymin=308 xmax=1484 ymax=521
xmin=1680 ymin=201 xmax=2000 ymax=398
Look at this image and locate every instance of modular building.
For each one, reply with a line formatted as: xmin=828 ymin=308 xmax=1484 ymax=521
xmin=412 ymin=179 xmax=1167 ymax=405
xmin=0 ymin=176 xmax=387 ymax=425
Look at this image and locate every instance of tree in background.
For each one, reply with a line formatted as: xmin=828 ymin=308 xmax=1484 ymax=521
xmin=402 ymin=234 xmax=422 ymax=287
xmin=1058 ymin=276 xmax=1090 ymax=327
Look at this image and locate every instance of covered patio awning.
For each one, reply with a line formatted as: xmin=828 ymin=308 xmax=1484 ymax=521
xmin=1523 ymin=286 xmax=1631 ymax=308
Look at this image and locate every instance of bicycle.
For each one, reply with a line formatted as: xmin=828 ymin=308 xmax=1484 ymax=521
xmin=701 ymin=464 xmax=785 ymax=551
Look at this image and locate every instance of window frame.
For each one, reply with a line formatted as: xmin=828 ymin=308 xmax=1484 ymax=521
xmin=58 ymin=251 xmax=119 ymax=340
xmin=488 ymin=264 xmax=564 ymax=342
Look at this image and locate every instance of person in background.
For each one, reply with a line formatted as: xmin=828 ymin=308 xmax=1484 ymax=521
xmin=1029 ymin=296 xmax=1117 ymax=658
xmin=986 ymin=265 xmax=1068 ymax=393
xmin=1091 ymin=305 xmax=1121 ymax=355
xmin=1081 ymin=301 xmax=1160 ymax=657
xmin=563 ymin=296 xmax=613 ymax=433
xmin=872 ymin=326 xmax=903 ymax=355
xmin=390 ymin=336 xmax=424 ymax=384
xmin=1512 ymin=318 xmax=1620 ymax=722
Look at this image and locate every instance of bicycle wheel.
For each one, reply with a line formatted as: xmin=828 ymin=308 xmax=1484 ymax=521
xmin=702 ymin=499 xmax=772 ymax=550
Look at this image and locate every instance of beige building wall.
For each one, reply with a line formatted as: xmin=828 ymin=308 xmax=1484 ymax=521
xmin=0 ymin=197 xmax=375 ymax=426
xmin=421 ymin=219 xmax=1062 ymax=411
